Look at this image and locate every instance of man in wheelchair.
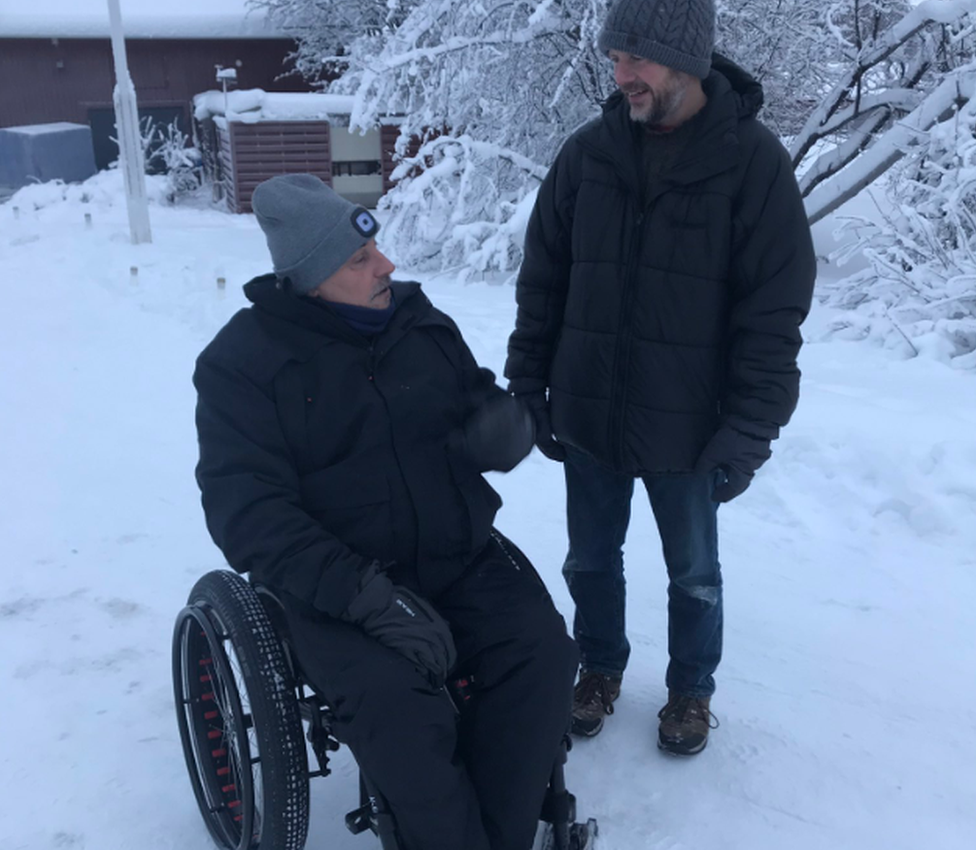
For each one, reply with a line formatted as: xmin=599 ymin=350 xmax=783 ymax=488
xmin=192 ymin=174 xmax=580 ymax=850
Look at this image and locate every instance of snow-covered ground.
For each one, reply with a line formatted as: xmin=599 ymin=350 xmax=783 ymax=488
xmin=1 ymin=175 xmax=974 ymax=850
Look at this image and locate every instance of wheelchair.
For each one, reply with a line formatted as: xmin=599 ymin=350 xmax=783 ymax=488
xmin=172 ymin=569 xmax=598 ymax=850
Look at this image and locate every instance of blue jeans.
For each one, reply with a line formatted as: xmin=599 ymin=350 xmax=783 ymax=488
xmin=562 ymin=446 xmax=722 ymax=698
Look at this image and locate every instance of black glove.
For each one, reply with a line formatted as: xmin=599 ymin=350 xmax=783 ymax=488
xmin=341 ymin=562 xmax=457 ymax=688
xmin=695 ymin=425 xmax=772 ymax=503
xmin=461 ymin=394 xmax=535 ymax=472
xmin=519 ymin=392 xmax=566 ymax=462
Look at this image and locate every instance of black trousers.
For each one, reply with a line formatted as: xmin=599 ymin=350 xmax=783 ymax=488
xmin=280 ymin=533 xmax=579 ymax=850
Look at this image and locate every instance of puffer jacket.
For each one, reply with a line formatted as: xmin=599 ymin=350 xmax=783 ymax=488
xmin=194 ymin=277 xmax=521 ymax=616
xmin=506 ymin=55 xmax=817 ymax=474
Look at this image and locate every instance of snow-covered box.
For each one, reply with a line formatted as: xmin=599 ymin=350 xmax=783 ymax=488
xmin=192 ymin=90 xmax=404 ymax=213
xmin=0 ymin=122 xmax=97 ymax=191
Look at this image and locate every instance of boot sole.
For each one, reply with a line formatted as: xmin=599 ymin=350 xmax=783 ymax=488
xmin=657 ymin=734 xmax=707 ymax=756
xmin=570 ymin=715 xmax=605 ymax=737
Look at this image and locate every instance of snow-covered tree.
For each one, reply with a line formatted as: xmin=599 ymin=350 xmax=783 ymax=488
xmin=798 ymin=0 xmax=976 ymax=223
xmin=318 ymin=0 xmax=614 ymax=273
xmin=249 ymin=0 xmax=420 ymax=80
xmin=823 ymin=60 xmax=976 ymax=369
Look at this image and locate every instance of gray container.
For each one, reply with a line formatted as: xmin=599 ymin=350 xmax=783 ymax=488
xmin=0 ymin=122 xmax=98 ymax=191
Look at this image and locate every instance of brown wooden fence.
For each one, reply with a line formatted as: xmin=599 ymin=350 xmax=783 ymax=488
xmin=216 ymin=121 xmax=332 ymax=213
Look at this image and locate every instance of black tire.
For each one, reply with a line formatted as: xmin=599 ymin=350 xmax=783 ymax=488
xmin=173 ymin=570 xmax=310 ymax=850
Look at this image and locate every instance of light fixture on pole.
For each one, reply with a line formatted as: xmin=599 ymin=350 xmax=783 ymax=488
xmin=107 ymin=0 xmax=152 ymax=244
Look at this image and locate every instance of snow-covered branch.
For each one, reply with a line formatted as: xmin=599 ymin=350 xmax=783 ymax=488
xmin=805 ymin=64 xmax=976 ymax=224
xmin=790 ymin=0 xmax=976 ymax=168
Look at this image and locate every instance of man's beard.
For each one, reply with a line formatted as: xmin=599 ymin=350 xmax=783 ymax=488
xmin=624 ymin=74 xmax=687 ymax=127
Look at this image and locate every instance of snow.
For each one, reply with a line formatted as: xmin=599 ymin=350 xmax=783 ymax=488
xmin=1 ymin=122 xmax=90 ymax=136
xmin=193 ymin=89 xmax=357 ymax=122
xmin=1 ymin=173 xmax=975 ymax=850
xmin=0 ymin=0 xmax=283 ymax=39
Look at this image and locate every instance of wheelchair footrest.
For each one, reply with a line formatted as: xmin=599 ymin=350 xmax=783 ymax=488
xmin=345 ymin=804 xmax=372 ymax=835
xmin=540 ymin=789 xmax=576 ymax=826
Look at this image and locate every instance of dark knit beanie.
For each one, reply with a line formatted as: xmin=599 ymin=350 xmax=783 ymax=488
xmin=598 ymin=0 xmax=716 ymax=80
xmin=252 ymin=174 xmax=380 ymax=294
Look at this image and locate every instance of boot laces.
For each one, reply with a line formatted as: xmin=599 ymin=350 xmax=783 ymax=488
xmin=575 ymin=672 xmax=618 ymax=716
xmin=658 ymin=694 xmax=720 ymax=729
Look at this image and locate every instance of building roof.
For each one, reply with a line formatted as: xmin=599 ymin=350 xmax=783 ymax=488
xmin=0 ymin=0 xmax=286 ymax=39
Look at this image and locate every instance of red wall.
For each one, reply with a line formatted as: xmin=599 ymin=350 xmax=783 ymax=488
xmin=0 ymin=37 xmax=309 ymax=129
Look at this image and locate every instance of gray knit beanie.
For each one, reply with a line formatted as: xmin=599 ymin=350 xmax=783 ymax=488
xmin=598 ymin=0 xmax=716 ymax=80
xmin=251 ymin=173 xmax=380 ymax=295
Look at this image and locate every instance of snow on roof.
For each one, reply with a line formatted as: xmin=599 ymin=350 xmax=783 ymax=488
xmin=194 ymin=90 xmax=358 ymax=122
xmin=1 ymin=122 xmax=90 ymax=135
xmin=0 ymin=0 xmax=286 ymax=39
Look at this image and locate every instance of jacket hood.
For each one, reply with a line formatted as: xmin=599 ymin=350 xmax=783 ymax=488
xmin=709 ymin=53 xmax=764 ymax=120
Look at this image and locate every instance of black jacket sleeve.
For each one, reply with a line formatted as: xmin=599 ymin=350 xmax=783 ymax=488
xmin=440 ymin=312 xmax=534 ymax=472
xmin=724 ymin=130 xmax=817 ymax=442
xmin=193 ymin=354 xmax=367 ymax=618
xmin=504 ymin=143 xmax=576 ymax=395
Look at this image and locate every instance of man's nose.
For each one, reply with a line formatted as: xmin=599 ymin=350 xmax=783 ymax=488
xmin=614 ymin=59 xmax=635 ymax=86
xmin=377 ymin=251 xmax=396 ymax=276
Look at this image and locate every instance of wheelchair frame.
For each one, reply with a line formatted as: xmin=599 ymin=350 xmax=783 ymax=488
xmin=172 ymin=569 xmax=596 ymax=850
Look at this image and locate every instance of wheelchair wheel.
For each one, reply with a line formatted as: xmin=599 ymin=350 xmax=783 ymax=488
xmin=173 ymin=570 xmax=310 ymax=850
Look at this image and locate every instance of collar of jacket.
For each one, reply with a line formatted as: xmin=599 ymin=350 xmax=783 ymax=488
xmin=578 ymin=52 xmax=764 ymax=193
xmin=242 ymin=274 xmax=437 ymax=356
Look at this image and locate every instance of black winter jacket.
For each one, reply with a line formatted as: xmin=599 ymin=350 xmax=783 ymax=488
xmin=194 ymin=278 xmax=518 ymax=617
xmin=505 ymin=56 xmax=817 ymax=474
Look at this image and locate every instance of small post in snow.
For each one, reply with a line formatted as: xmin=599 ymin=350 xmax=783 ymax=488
xmin=84 ymin=212 xmax=92 ymax=229
xmin=107 ymin=0 xmax=152 ymax=245
xmin=13 ymin=206 xmax=20 ymax=220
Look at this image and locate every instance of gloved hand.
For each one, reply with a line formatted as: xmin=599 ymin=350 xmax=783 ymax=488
xmin=518 ymin=392 xmax=566 ymax=462
xmin=341 ymin=562 xmax=457 ymax=688
xmin=694 ymin=425 xmax=772 ymax=503
xmin=461 ymin=393 xmax=535 ymax=472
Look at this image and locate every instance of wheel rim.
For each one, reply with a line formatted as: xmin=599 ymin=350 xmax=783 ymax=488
xmin=174 ymin=604 xmax=264 ymax=850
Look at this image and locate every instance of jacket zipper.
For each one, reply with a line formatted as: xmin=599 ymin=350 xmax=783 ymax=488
xmin=606 ymin=189 xmax=647 ymax=471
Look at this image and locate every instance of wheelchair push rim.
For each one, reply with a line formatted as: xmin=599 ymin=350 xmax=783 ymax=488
xmin=174 ymin=601 xmax=263 ymax=850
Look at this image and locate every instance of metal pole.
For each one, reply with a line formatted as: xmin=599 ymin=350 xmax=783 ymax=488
xmin=107 ymin=0 xmax=152 ymax=244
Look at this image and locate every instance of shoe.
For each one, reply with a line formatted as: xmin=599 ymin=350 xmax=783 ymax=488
xmin=570 ymin=671 xmax=622 ymax=737
xmin=657 ymin=692 xmax=718 ymax=755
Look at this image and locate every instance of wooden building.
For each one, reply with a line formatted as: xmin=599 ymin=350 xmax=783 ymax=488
xmin=0 ymin=2 xmax=309 ymax=170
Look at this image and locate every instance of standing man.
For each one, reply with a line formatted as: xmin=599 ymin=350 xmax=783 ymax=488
xmin=505 ymin=0 xmax=816 ymax=755
xmin=195 ymin=174 xmax=578 ymax=849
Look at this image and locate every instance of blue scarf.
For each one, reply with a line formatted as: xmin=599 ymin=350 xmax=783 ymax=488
xmin=324 ymin=292 xmax=397 ymax=336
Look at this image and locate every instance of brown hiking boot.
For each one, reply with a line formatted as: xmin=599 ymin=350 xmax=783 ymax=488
xmin=570 ymin=671 xmax=622 ymax=737
xmin=657 ymin=692 xmax=718 ymax=755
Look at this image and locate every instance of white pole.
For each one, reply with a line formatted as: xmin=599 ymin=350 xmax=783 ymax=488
xmin=107 ymin=0 xmax=152 ymax=244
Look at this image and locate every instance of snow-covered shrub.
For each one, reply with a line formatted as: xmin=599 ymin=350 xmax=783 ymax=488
xmin=144 ymin=120 xmax=202 ymax=203
xmin=380 ymin=134 xmax=544 ymax=279
xmin=825 ymin=72 xmax=976 ymax=370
